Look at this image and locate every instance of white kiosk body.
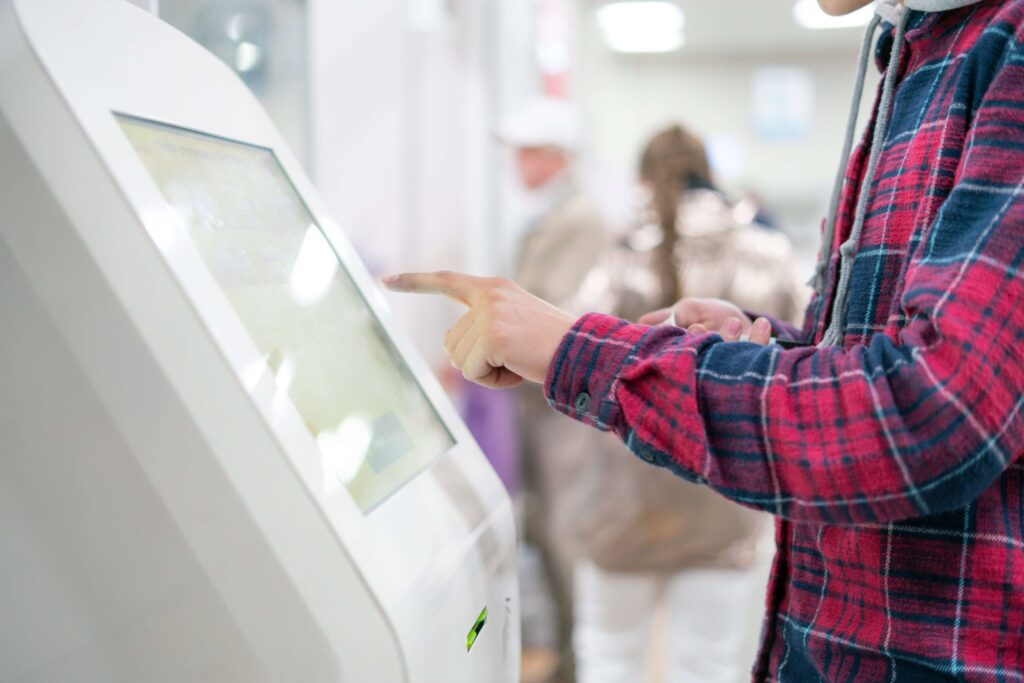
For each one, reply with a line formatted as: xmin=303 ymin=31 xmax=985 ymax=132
xmin=0 ymin=1 xmax=519 ymax=681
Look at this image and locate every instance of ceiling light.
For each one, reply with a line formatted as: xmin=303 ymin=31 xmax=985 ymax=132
xmin=793 ymin=0 xmax=874 ymax=29
xmin=597 ymin=1 xmax=685 ymax=54
xmin=233 ymin=41 xmax=263 ymax=73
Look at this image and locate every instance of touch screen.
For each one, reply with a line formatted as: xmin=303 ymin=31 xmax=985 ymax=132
xmin=117 ymin=114 xmax=455 ymax=512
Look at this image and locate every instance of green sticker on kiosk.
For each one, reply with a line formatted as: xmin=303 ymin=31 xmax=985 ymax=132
xmin=466 ymin=606 xmax=488 ymax=652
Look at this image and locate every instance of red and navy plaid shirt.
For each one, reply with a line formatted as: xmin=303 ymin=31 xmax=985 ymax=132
xmin=545 ymin=3 xmax=1024 ymax=680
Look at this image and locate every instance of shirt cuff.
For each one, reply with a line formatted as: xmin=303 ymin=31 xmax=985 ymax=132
xmin=544 ymin=313 xmax=656 ymax=432
xmin=742 ymin=310 xmax=804 ymax=343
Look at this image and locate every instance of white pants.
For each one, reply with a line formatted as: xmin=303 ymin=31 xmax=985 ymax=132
xmin=573 ymin=561 xmax=766 ymax=683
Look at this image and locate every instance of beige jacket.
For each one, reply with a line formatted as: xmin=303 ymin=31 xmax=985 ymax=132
xmin=571 ymin=189 xmax=808 ymax=573
xmin=515 ymin=186 xmax=613 ymax=605
xmin=516 ymin=187 xmax=613 ymax=311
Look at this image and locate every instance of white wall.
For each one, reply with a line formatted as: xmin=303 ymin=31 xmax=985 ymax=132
xmin=307 ymin=0 xmax=504 ymax=367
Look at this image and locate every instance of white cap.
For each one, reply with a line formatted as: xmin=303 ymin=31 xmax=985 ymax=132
xmin=496 ymin=97 xmax=584 ymax=153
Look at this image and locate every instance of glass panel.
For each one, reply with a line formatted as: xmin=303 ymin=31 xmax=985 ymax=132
xmin=117 ymin=114 xmax=454 ymax=512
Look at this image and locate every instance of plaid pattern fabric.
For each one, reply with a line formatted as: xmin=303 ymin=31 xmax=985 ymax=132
xmin=545 ymin=4 xmax=1024 ymax=681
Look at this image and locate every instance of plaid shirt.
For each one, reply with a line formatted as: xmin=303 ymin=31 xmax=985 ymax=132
xmin=545 ymin=3 xmax=1024 ymax=681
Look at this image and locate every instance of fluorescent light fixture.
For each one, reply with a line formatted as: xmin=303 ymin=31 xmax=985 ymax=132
xmin=793 ymin=0 xmax=874 ymax=29
xmin=597 ymin=1 xmax=685 ymax=54
xmin=225 ymin=14 xmax=245 ymax=41
xmin=234 ymin=40 xmax=263 ymax=73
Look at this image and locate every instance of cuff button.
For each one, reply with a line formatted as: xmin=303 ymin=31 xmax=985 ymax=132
xmin=574 ymin=392 xmax=591 ymax=413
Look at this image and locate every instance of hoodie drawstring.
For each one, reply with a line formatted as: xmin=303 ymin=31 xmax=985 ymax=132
xmin=810 ymin=11 xmax=885 ymax=295
xmin=817 ymin=3 xmax=911 ymax=348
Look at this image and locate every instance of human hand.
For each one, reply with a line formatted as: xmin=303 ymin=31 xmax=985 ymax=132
xmin=639 ymin=297 xmax=773 ymax=345
xmin=383 ymin=272 xmax=576 ymax=389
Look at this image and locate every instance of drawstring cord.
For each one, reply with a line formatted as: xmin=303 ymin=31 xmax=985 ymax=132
xmin=810 ymin=11 xmax=885 ymax=295
xmin=817 ymin=3 xmax=911 ymax=348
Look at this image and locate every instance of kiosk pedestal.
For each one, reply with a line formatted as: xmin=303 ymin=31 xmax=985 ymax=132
xmin=0 ymin=1 xmax=519 ymax=681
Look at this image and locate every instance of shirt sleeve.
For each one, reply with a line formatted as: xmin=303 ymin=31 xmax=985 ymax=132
xmin=545 ymin=38 xmax=1024 ymax=526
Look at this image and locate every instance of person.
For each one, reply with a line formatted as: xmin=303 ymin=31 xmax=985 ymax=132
xmin=499 ymin=96 xmax=613 ymax=683
xmin=567 ymin=124 xmax=805 ymax=683
xmin=386 ymin=0 xmax=1024 ymax=679
xmin=500 ymin=97 xmax=612 ymax=308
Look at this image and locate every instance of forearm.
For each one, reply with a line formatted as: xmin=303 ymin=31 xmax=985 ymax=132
xmin=545 ymin=313 xmax=1022 ymax=525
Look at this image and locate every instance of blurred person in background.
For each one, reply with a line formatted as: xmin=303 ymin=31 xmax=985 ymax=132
xmin=568 ymin=124 xmax=804 ymax=683
xmin=732 ymin=190 xmax=781 ymax=232
xmin=501 ymin=97 xmax=613 ymax=307
xmin=498 ymin=97 xmax=614 ymax=683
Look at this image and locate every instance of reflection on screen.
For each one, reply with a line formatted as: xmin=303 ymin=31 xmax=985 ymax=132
xmin=117 ymin=114 xmax=454 ymax=512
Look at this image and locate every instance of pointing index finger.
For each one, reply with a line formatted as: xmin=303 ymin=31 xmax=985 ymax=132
xmin=383 ymin=271 xmax=483 ymax=305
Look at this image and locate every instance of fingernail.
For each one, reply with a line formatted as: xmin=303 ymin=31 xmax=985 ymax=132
xmin=722 ymin=318 xmax=742 ymax=336
xmin=754 ymin=318 xmax=772 ymax=336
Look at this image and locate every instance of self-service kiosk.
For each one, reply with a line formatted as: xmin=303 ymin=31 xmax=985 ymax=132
xmin=0 ymin=1 xmax=519 ymax=680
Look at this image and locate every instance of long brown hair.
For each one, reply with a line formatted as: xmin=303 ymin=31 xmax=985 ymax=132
xmin=639 ymin=124 xmax=713 ymax=309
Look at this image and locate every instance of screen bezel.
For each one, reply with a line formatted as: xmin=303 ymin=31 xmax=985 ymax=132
xmin=114 ymin=112 xmax=456 ymax=513
xmin=98 ymin=92 xmax=504 ymax=604
xmin=107 ymin=109 xmax=478 ymax=518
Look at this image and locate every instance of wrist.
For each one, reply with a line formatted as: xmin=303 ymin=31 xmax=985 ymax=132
xmin=544 ymin=313 xmax=642 ymax=430
xmin=541 ymin=315 xmax=576 ymax=382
